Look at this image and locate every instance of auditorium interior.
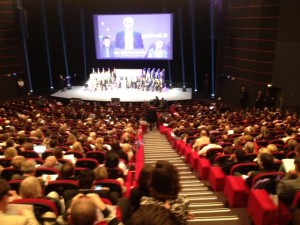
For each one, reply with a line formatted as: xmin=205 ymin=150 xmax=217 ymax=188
xmin=1 ymin=0 xmax=300 ymax=225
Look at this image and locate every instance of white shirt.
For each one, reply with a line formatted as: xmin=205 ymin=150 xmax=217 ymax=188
xmin=124 ymin=31 xmax=134 ymax=49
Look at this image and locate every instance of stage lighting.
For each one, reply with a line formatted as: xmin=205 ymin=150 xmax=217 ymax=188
xmin=194 ymin=89 xmax=197 ymax=92
xmin=50 ymin=86 xmax=54 ymax=89
xmin=211 ymin=93 xmax=215 ymax=99
xmin=267 ymin=84 xmax=272 ymax=88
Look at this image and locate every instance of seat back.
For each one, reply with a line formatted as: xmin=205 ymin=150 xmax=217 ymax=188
xmin=20 ymin=150 xmax=40 ymax=158
xmin=1 ymin=168 xmax=22 ymax=181
xmin=206 ymin=148 xmax=223 ymax=163
xmin=11 ymin=198 xmax=59 ymax=220
xmin=65 ymin=150 xmax=84 ymax=159
xmin=251 ymin=171 xmax=285 ymax=194
xmin=214 ymin=154 xmax=231 ymax=165
xmin=8 ymin=179 xmax=23 ymax=193
xmin=42 ymin=150 xmax=54 ymax=160
xmin=230 ymin=162 xmax=259 ymax=175
xmin=36 ymin=167 xmax=60 ymax=177
xmin=0 ymin=158 xmax=12 ymax=168
xmin=75 ymin=158 xmax=99 ymax=170
xmin=95 ymin=179 xmax=123 ymax=197
xmin=44 ymin=180 xmax=79 ymax=196
xmin=106 ymin=167 xmax=124 ymax=179
xmin=86 ymin=151 xmax=106 ymax=164
xmin=245 ymin=153 xmax=257 ymax=161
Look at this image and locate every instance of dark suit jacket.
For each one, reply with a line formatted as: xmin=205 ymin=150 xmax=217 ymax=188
xmin=99 ymin=46 xmax=115 ymax=58
xmin=115 ymin=31 xmax=144 ymax=49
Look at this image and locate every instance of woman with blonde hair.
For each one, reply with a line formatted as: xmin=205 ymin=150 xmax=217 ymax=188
xmin=72 ymin=141 xmax=84 ymax=153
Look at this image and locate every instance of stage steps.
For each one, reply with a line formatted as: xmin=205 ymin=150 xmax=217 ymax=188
xmin=143 ymin=130 xmax=248 ymax=225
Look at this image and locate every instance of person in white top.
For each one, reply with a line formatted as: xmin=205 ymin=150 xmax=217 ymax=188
xmin=198 ymin=135 xmax=222 ymax=156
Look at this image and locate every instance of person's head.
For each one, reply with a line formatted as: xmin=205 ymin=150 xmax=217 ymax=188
xmin=4 ymin=147 xmax=18 ymax=158
xmin=0 ymin=179 xmax=10 ymax=210
xmin=126 ymin=205 xmax=180 ymax=225
xmin=150 ymin=160 xmax=181 ymax=201
xmin=258 ymin=153 xmax=274 ymax=170
xmin=102 ymin=36 xmax=111 ymax=48
xmin=93 ymin=166 xmax=108 ymax=180
xmin=123 ymin=16 xmax=134 ymax=31
xmin=266 ymin=144 xmax=278 ymax=152
xmin=21 ymin=159 xmax=37 ymax=175
xmin=138 ymin=164 xmax=154 ymax=190
xmin=155 ymin=40 xmax=164 ymax=50
xmin=44 ymin=156 xmax=58 ymax=168
xmin=20 ymin=176 xmax=42 ymax=198
xmin=49 ymin=139 xmax=57 ymax=148
xmin=209 ymin=135 xmax=217 ymax=144
xmin=53 ymin=147 xmax=63 ymax=159
xmin=105 ymin=152 xmax=119 ymax=168
xmin=70 ymin=197 xmax=97 ymax=225
xmin=11 ymin=155 xmax=26 ymax=169
xmin=72 ymin=141 xmax=83 ymax=152
xmin=60 ymin=162 xmax=75 ymax=178
xmin=235 ymin=149 xmax=246 ymax=162
xmin=244 ymin=142 xmax=255 ymax=153
xmin=78 ymin=169 xmax=95 ymax=189
xmin=287 ymin=139 xmax=297 ymax=150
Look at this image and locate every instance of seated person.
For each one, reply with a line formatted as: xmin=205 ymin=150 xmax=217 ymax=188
xmin=56 ymin=162 xmax=77 ymax=180
xmin=0 ymin=178 xmax=39 ymax=225
xmin=245 ymin=153 xmax=275 ymax=188
xmin=147 ymin=40 xmax=168 ymax=58
xmin=277 ymin=156 xmax=300 ymax=206
xmin=130 ymin=164 xmax=154 ymax=212
xmin=221 ymin=149 xmax=250 ymax=175
xmin=63 ymin=169 xmax=115 ymax=208
xmin=39 ymin=156 xmax=62 ymax=171
xmin=11 ymin=159 xmax=37 ymax=180
xmin=68 ymin=193 xmax=120 ymax=225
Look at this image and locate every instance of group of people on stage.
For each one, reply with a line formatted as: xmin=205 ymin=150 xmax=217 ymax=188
xmin=86 ymin=67 xmax=166 ymax=92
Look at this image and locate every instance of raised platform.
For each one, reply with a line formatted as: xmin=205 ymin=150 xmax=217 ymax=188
xmin=51 ymin=86 xmax=192 ymax=102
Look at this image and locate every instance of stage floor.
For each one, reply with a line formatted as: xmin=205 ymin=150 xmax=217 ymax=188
xmin=51 ymin=86 xmax=192 ymax=102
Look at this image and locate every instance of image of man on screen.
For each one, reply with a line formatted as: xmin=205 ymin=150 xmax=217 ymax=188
xmin=115 ymin=16 xmax=144 ymax=49
xmin=99 ymin=36 xmax=115 ymax=58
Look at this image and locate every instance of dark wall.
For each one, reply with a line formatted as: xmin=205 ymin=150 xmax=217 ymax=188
xmin=216 ymin=0 xmax=281 ymax=109
xmin=18 ymin=0 xmax=212 ymax=93
xmin=272 ymin=0 xmax=300 ymax=112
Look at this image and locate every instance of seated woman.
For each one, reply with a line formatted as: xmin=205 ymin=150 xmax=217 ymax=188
xmin=140 ymin=160 xmax=193 ymax=225
xmin=130 ymin=164 xmax=154 ymax=212
xmin=19 ymin=176 xmax=64 ymax=215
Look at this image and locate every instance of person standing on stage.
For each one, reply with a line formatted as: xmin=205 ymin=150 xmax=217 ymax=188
xmin=59 ymin=75 xmax=65 ymax=92
xmin=17 ymin=78 xmax=25 ymax=96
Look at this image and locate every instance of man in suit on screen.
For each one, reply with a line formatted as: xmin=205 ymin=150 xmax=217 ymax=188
xmin=115 ymin=16 xmax=144 ymax=49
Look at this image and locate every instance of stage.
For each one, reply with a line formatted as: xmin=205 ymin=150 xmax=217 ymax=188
xmin=51 ymin=86 xmax=192 ymax=102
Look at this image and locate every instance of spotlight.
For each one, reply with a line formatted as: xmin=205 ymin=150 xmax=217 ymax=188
xmin=30 ymin=90 xmax=33 ymax=93
xmin=194 ymin=89 xmax=197 ymax=92
xmin=227 ymin=75 xmax=231 ymax=79
xmin=50 ymin=86 xmax=54 ymax=89
xmin=211 ymin=93 xmax=215 ymax=99
xmin=231 ymin=77 xmax=235 ymax=80
xmin=267 ymin=84 xmax=272 ymax=88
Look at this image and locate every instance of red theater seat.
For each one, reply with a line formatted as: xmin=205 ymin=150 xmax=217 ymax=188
xmin=197 ymin=158 xmax=211 ymax=180
xmin=247 ymin=189 xmax=277 ymax=225
xmin=209 ymin=166 xmax=226 ymax=191
xmin=224 ymin=176 xmax=249 ymax=208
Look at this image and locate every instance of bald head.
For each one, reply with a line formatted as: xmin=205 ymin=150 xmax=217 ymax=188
xmin=71 ymin=198 xmax=97 ymax=225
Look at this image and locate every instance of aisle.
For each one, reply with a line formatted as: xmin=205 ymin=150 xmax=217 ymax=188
xmin=143 ymin=130 xmax=243 ymax=225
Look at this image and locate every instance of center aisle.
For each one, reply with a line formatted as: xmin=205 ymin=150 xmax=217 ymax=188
xmin=142 ymin=130 xmax=242 ymax=225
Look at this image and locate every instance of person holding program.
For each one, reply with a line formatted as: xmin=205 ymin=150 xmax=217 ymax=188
xmin=115 ymin=16 xmax=144 ymax=49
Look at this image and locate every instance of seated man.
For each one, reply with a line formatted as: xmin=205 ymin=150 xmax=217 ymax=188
xmin=277 ymin=156 xmax=300 ymax=206
xmin=69 ymin=193 xmax=120 ymax=225
xmin=0 ymin=178 xmax=39 ymax=225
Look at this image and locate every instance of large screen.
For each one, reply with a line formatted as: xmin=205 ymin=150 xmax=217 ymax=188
xmin=93 ymin=14 xmax=173 ymax=60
